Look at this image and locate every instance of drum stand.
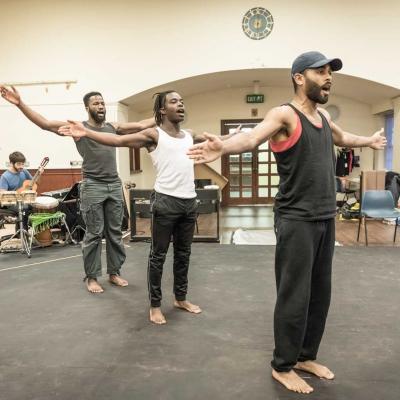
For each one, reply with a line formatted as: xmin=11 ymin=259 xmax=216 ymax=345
xmin=69 ymin=197 xmax=86 ymax=242
xmin=6 ymin=199 xmax=32 ymax=258
xmin=27 ymin=212 xmax=77 ymax=249
xmin=60 ymin=215 xmax=77 ymax=245
xmin=1 ymin=202 xmax=77 ymax=259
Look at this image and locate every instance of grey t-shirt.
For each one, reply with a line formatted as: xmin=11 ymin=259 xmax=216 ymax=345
xmin=75 ymin=122 xmax=119 ymax=183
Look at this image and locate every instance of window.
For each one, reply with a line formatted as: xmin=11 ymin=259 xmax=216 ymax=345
xmin=384 ymin=113 xmax=394 ymax=170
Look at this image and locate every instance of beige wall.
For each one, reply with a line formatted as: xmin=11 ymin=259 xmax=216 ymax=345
xmin=0 ymin=93 xmax=121 ymax=169
xmin=128 ymin=86 xmax=383 ymax=189
xmin=1 ymin=0 xmax=399 ymax=99
xmin=0 ymin=92 xmax=87 ymax=169
xmin=0 ymin=0 xmax=396 ymax=172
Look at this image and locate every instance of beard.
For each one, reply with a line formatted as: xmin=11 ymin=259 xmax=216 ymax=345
xmin=305 ymin=78 xmax=329 ymax=104
xmin=89 ymin=108 xmax=106 ymax=123
xmin=11 ymin=164 xmax=23 ymax=173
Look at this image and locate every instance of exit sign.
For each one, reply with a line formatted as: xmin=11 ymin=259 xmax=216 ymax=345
xmin=246 ymin=94 xmax=264 ymax=103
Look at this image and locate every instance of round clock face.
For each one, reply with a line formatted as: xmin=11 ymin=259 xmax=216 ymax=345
xmin=242 ymin=7 xmax=274 ymax=40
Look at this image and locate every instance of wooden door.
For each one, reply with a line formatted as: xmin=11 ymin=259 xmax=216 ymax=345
xmin=221 ymin=119 xmax=279 ymax=205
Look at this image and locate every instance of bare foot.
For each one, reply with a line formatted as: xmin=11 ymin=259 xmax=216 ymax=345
xmin=108 ymin=274 xmax=128 ymax=287
xmin=174 ymin=300 xmax=202 ymax=314
xmin=86 ymin=278 xmax=104 ymax=293
xmin=295 ymin=360 xmax=335 ymax=380
xmin=272 ymin=369 xmax=314 ymax=394
xmin=149 ymin=307 xmax=166 ymax=325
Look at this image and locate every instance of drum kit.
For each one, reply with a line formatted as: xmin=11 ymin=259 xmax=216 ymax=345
xmin=0 ymin=190 xmax=75 ymax=258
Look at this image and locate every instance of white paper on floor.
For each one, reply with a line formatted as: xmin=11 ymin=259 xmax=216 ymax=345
xmin=232 ymin=229 xmax=276 ymax=245
xmin=232 ymin=228 xmax=343 ymax=246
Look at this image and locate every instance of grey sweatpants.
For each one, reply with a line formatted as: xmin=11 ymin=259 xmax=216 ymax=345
xmin=80 ymin=179 xmax=126 ymax=278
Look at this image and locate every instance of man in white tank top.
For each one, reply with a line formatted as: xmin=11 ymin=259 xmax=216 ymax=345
xmin=59 ymin=91 xmax=236 ymax=324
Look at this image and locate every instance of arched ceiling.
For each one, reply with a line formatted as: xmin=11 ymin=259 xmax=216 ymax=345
xmin=121 ymin=68 xmax=400 ymax=113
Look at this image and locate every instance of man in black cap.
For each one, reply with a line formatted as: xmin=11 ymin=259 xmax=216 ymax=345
xmin=188 ymin=51 xmax=386 ymax=394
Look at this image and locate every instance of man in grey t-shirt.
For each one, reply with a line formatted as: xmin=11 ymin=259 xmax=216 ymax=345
xmin=0 ymin=86 xmax=155 ymax=293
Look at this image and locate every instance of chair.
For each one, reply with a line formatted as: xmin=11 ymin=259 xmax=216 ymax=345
xmin=357 ymin=190 xmax=400 ymax=246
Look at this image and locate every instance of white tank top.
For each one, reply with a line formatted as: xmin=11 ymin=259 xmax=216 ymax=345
xmin=150 ymin=127 xmax=196 ymax=199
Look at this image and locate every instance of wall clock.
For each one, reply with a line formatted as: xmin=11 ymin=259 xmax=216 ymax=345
xmin=242 ymin=7 xmax=274 ymax=40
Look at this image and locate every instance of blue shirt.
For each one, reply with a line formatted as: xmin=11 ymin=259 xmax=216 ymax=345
xmin=0 ymin=169 xmax=32 ymax=191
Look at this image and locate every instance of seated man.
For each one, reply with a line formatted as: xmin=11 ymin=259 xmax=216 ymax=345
xmin=0 ymin=151 xmax=34 ymax=230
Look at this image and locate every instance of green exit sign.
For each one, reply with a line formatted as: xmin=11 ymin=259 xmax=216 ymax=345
xmin=246 ymin=94 xmax=264 ymax=103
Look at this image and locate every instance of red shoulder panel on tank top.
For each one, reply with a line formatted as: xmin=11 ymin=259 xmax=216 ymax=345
xmin=270 ymin=114 xmax=302 ymax=153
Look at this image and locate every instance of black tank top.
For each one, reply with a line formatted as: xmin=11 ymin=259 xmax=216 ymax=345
xmin=273 ymin=104 xmax=336 ymax=220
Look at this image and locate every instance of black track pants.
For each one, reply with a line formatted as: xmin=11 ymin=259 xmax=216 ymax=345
xmin=148 ymin=192 xmax=197 ymax=307
xmin=271 ymin=215 xmax=335 ymax=372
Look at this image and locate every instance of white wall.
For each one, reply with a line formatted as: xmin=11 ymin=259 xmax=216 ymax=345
xmin=0 ymin=86 xmax=86 ymax=169
xmin=0 ymin=88 xmax=122 ymax=169
xmin=1 ymin=0 xmax=399 ymax=99
xmin=0 ymin=0 xmax=395 ymax=170
xmin=115 ymin=103 xmax=130 ymax=181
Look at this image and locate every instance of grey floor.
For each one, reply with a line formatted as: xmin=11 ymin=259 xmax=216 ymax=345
xmin=219 ymin=205 xmax=275 ymax=243
xmin=0 ymin=243 xmax=399 ymax=400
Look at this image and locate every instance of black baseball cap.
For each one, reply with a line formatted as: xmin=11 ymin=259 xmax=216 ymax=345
xmin=291 ymin=51 xmax=343 ymax=75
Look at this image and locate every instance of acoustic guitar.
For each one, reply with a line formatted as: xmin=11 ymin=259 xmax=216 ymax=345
xmin=17 ymin=157 xmax=49 ymax=193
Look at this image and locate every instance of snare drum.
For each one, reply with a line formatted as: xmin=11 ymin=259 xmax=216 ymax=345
xmin=32 ymin=196 xmax=59 ymax=213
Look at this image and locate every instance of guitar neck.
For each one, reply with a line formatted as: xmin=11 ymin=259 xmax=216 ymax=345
xmin=28 ymin=170 xmax=41 ymax=189
xmin=28 ymin=157 xmax=48 ymax=190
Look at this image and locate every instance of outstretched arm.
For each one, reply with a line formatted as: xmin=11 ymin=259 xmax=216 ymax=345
xmin=0 ymin=86 xmax=66 ymax=135
xmin=187 ymin=107 xmax=289 ymax=163
xmin=59 ymin=121 xmax=156 ymax=148
xmin=191 ymin=124 xmax=243 ymax=143
xmin=110 ymin=117 xmax=156 ymax=135
xmin=319 ymin=108 xmax=387 ymax=149
xmin=332 ymin=124 xmax=386 ymax=149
